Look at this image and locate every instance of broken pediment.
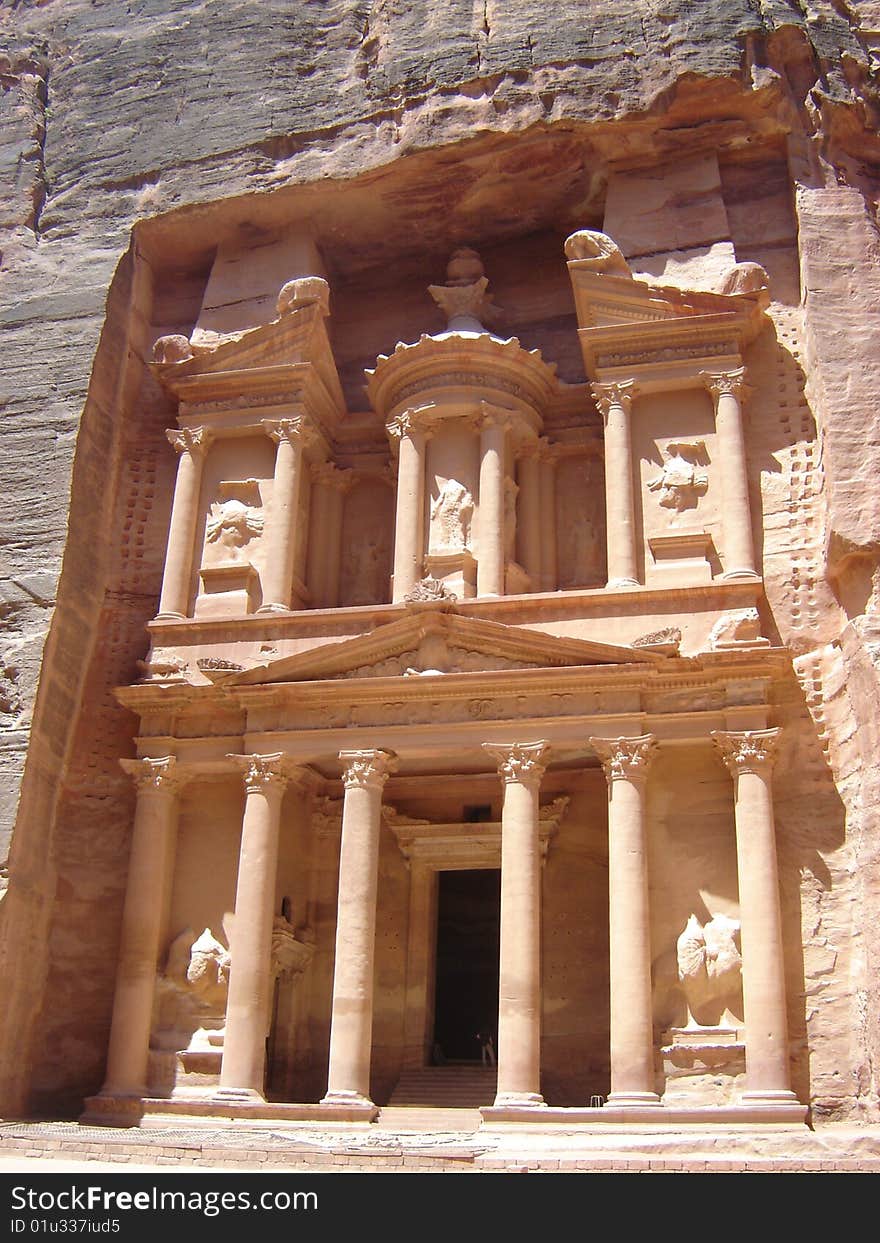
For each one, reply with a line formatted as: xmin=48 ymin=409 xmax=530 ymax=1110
xmin=563 ymin=229 xmax=768 ymax=377
xmin=225 ymin=611 xmax=663 ymax=687
xmin=151 ymin=291 xmax=345 ymax=427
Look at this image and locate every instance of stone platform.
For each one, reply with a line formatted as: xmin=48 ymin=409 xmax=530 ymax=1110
xmin=2 ymin=1119 xmax=879 ymax=1174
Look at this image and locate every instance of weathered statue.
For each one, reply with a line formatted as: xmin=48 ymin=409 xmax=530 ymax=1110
xmin=677 ymin=912 xmax=742 ymax=1026
xmin=647 ymin=442 xmax=709 ymax=514
xmin=430 ymin=478 xmax=473 ymax=552
xmin=203 ymin=498 xmax=263 ymax=563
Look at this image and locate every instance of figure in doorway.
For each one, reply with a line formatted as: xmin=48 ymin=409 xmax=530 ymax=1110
xmin=476 ymin=1030 xmax=496 ymax=1067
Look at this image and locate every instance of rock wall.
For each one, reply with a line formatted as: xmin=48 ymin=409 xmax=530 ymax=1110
xmin=1 ymin=0 xmax=879 ymax=1117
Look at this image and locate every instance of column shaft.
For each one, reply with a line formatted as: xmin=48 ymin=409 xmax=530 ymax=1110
xmin=592 ymin=735 xmax=660 ymax=1107
xmin=592 ymin=384 xmax=638 ymax=587
xmin=478 ymin=416 xmax=508 ymax=597
xmin=220 ymin=755 xmax=294 ymax=1098
xmin=389 ymin=418 xmax=427 ymax=602
xmin=259 ymin=419 xmax=312 ymax=612
xmin=323 ymin=750 xmax=397 ymax=1105
xmin=713 ymin=729 xmax=796 ymax=1104
xmin=704 ymin=371 xmax=757 ymax=578
xmin=484 ymin=742 xmax=548 ymax=1108
xmin=102 ymin=759 xmax=182 ymax=1096
xmin=158 ymin=430 xmax=209 ymax=619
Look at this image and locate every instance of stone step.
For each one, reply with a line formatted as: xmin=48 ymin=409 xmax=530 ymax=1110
xmin=375 ymin=1106 xmax=483 ymax=1132
xmin=388 ymin=1067 xmax=497 ymax=1108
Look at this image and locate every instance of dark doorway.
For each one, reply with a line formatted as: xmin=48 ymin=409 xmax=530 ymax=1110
xmin=433 ymin=869 xmax=500 ymax=1063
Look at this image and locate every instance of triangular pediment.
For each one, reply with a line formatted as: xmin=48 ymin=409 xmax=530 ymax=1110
xmin=227 ymin=610 xmax=663 ymax=687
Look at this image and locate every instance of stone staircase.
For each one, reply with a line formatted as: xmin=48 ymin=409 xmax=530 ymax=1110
xmin=377 ymin=1065 xmax=496 ymax=1131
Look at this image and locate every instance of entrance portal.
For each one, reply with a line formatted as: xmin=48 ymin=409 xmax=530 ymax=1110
xmin=432 ymin=869 xmax=500 ymax=1063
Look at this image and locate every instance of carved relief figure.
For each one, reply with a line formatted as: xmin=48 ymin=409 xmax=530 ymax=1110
xmin=647 ymin=441 xmax=709 ymax=514
xmin=504 ymin=477 xmax=518 ymax=564
xmin=677 ymin=913 xmax=742 ymax=1027
xmin=153 ymin=926 xmax=231 ymax=1057
xmin=344 ymin=536 xmax=385 ymax=606
xmin=430 ymin=478 xmax=474 ymax=552
xmin=203 ymin=498 xmax=264 ymax=564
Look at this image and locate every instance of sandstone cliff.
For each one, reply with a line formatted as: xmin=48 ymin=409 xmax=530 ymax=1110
xmin=1 ymin=0 xmax=879 ymax=1119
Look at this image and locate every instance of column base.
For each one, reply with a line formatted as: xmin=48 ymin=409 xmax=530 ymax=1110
xmin=606 ymin=1091 xmax=663 ymax=1108
xmin=493 ymin=1092 xmax=546 ymax=1109
xmin=320 ymin=1089 xmax=376 ymax=1109
xmin=721 ymin=568 xmax=761 ymax=581
xmin=606 ymin=577 xmax=639 ymax=589
xmin=154 ymin=611 xmax=186 ymax=622
xmin=738 ymin=1089 xmax=801 ymax=1106
xmin=213 ymin=1087 xmax=267 ymax=1104
xmin=255 ymin=602 xmax=291 ymax=615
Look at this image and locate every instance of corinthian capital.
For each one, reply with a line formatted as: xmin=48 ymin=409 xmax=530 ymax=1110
xmin=120 ymin=755 xmax=184 ymax=793
xmin=712 ymin=728 xmax=779 ymax=776
xmin=591 ymin=734 xmax=657 ymax=783
xmin=228 ymin=752 xmax=304 ymax=794
xmin=701 ymin=368 xmax=751 ymax=404
xmin=264 ymin=414 xmax=317 ymax=448
xmin=311 ymin=460 xmax=354 ymax=492
xmin=339 ymin=748 xmax=398 ymax=790
xmin=166 ymin=427 xmax=211 ymax=457
xmin=590 ymin=381 xmax=635 ymax=422
xmin=483 ymin=741 xmax=549 ymax=787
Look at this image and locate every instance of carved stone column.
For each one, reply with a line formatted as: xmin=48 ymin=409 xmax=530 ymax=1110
xmin=702 ymin=369 xmax=758 ymax=579
xmin=158 ymin=428 xmax=211 ymax=619
xmin=101 ymin=757 xmax=184 ymax=1096
xmin=712 ymin=729 xmax=798 ymax=1106
xmin=516 ymin=444 xmax=543 ymax=590
xmin=538 ymin=439 xmax=558 ymax=592
xmin=258 ymin=416 xmax=316 ymax=613
xmin=388 ymin=414 xmax=428 ymax=602
xmin=323 ymin=749 xmax=397 ymax=1106
xmin=478 ymin=410 xmax=510 ymax=597
xmin=219 ymin=754 xmax=302 ymax=1099
xmin=591 ymin=382 xmax=638 ymax=588
xmin=591 ymin=734 xmax=661 ymax=1108
xmin=483 ymin=741 xmax=549 ymax=1108
xmin=307 ymin=462 xmax=352 ymax=609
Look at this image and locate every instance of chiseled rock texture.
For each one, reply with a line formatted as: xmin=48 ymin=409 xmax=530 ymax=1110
xmin=1 ymin=0 xmax=880 ymax=1119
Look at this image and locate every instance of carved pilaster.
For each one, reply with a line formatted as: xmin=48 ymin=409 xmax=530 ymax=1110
xmin=591 ymin=382 xmax=639 ymax=587
xmin=158 ymin=427 xmax=214 ymax=619
xmin=591 ymin=734 xmax=658 ymax=785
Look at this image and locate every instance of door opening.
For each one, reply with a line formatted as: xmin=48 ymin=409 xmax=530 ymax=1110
xmin=432 ymin=868 xmax=500 ymax=1064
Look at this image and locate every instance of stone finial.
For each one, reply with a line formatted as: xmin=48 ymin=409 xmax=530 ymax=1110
xmin=429 ymin=247 xmax=495 ymax=332
xmin=276 ymin=275 xmax=331 ymax=317
xmin=717 ymin=261 xmax=770 ymax=298
xmin=403 ymin=576 xmax=457 ymax=606
xmin=563 ymin=229 xmax=632 ymax=277
xmin=152 ymin=334 xmax=193 ymax=365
